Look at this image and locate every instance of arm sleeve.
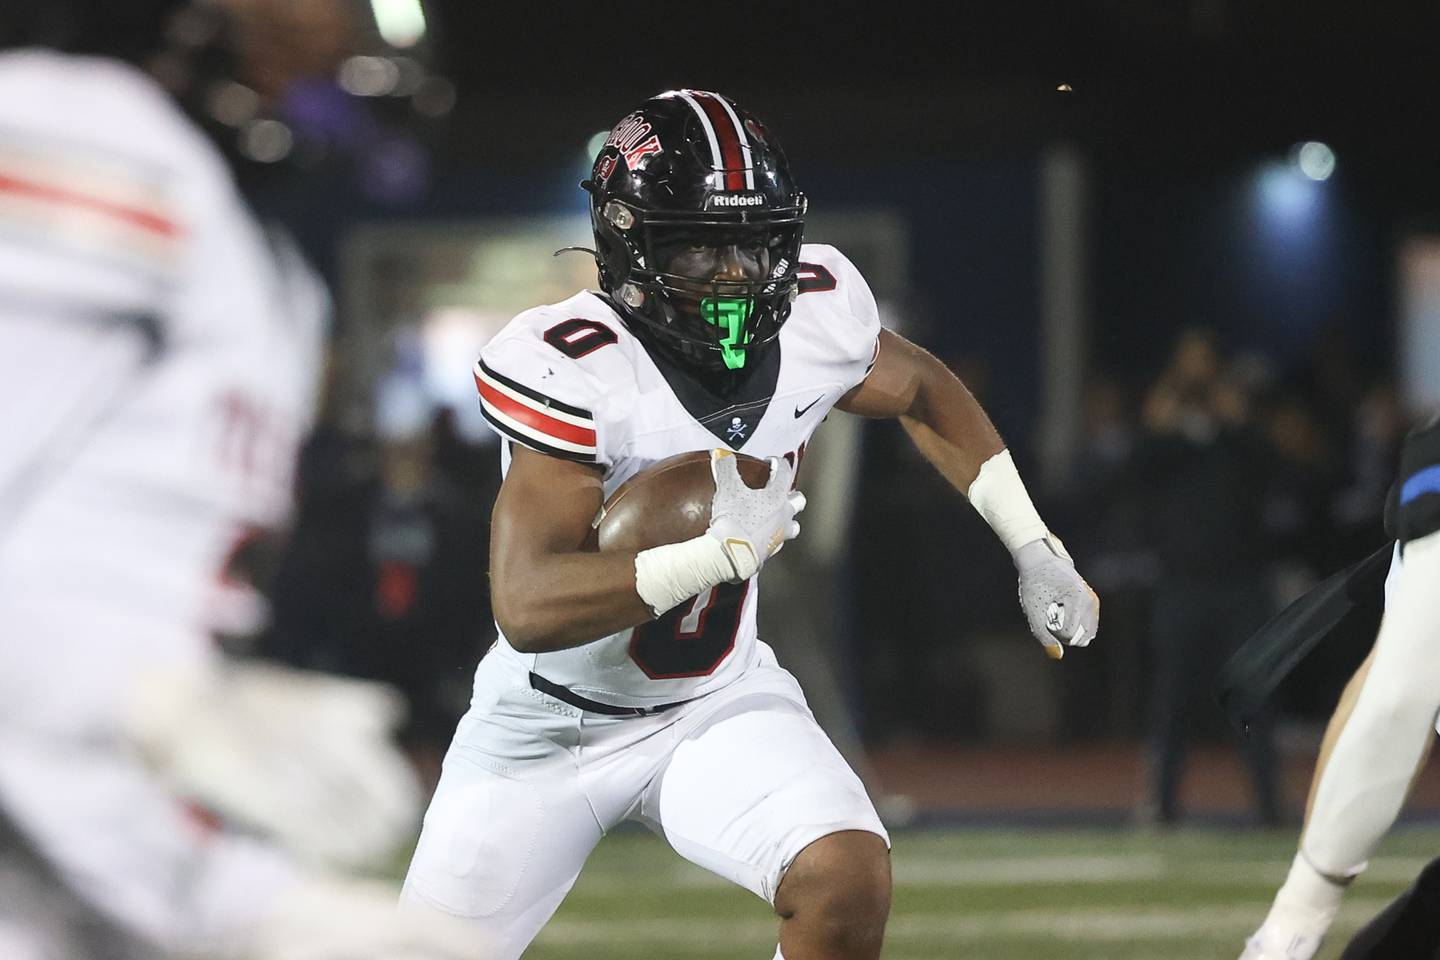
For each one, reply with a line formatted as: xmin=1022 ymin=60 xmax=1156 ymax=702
xmin=1300 ymin=529 xmax=1440 ymax=875
xmin=473 ymin=331 xmax=604 ymax=465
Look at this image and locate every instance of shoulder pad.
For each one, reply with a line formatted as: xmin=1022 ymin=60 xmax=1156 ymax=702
xmin=474 ymin=302 xmax=633 ymax=464
xmin=793 ymin=243 xmax=882 ymax=377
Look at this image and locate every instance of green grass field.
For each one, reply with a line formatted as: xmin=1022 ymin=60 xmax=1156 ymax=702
xmin=525 ymin=825 xmax=1440 ymax=960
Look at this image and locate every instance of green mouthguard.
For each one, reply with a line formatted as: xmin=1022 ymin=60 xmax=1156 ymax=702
xmin=699 ymin=297 xmax=755 ymax=370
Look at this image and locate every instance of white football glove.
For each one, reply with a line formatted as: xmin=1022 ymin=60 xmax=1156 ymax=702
xmin=125 ymin=659 xmax=422 ymax=871
xmin=1014 ymin=535 xmax=1100 ymax=660
xmin=236 ymin=873 xmax=490 ymax=960
xmin=706 ymin=449 xmax=806 ymax=581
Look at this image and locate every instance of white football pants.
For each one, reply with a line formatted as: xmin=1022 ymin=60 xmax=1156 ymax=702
xmin=400 ymin=641 xmax=888 ymax=960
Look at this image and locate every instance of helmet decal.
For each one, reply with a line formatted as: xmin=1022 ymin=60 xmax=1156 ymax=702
xmin=596 ymin=154 xmax=618 ymax=183
xmin=604 ymin=113 xmax=663 ymax=172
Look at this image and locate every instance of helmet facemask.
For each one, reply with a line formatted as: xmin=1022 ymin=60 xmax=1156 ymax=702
xmin=594 ymin=199 xmax=804 ymax=374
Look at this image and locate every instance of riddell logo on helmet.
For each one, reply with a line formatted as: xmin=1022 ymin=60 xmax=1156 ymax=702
xmin=708 ymin=193 xmax=765 ymax=208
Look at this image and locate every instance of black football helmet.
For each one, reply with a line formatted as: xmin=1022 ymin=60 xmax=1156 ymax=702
xmin=582 ymin=90 xmax=806 ymax=373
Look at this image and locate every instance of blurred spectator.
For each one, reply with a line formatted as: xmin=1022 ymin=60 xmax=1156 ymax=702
xmin=1333 ymin=381 xmax=1405 ymax=550
xmin=1277 ymin=379 xmax=1403 ymax=720
xmin=1259 ymin=393 xmax=1339 ymax=585
xmin=265 ymin=416 xmax=383 ymax=675
xmin=854 ymin=352 xmax=1013 ymax=744
xmin=366 ymin=414 xmax=494 ymax=778
xmin=1054 ymin=378 xmax=1153 ymax=737
xmin=1135 ymin=327 xmax=1282 ymax=825
xmin=431 ymin=403 xmax=499 ymax=492
xmin=1290 ymin=320 xmax=1367 ymax=455
xmin=267 ymin=407 xmax=496 ymax=786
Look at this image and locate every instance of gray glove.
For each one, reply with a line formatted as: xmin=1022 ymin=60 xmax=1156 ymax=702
xmin=707 ymin=449 xmax=805 ymax=580
xmin=1014 ymin=535 xmax=1099 ymax=659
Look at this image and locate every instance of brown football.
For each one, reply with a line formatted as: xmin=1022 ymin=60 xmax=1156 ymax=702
xmin=593 ymin=451 xmax=772 ymax=553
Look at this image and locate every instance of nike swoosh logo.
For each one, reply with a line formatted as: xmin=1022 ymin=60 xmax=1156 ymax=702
xmin=794 ymin=395 xmax=824 ymax=418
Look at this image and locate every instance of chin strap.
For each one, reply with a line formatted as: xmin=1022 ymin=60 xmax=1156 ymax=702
xmin=552 ymin=245 xmax=600 ymax=264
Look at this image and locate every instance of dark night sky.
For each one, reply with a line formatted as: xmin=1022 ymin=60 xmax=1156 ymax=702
xmin=423 ymin=0 xmax=1440 ymax=197
xmin=60 ymin=0 xmax=1416 ymax=413
xmin=403 ymin=1 xmax=1438 ymax=355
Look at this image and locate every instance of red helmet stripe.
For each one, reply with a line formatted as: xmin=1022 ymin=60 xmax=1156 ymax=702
xmin=688 ymin=91 xmax=747 ymax=191
xmin=709 ymin=94 xmax=757 ymax=190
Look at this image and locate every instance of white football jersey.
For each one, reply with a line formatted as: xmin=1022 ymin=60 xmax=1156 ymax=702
xmin=0 ymin=51 xmax=326 ymax=733
xmin=474 ymin=243 xmax=880 ymax=706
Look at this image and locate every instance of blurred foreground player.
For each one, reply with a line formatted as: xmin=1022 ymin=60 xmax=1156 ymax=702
xmin=400 ymin=90 xmax=1100 ymax=960
xmin=1241 ymin=416 xmax=1440 ymax=960
xmin=0 ymin=2 xmax=479 ymax=957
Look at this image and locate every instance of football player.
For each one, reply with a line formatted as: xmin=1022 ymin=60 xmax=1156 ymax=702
xmin=0 ymin=1 xmax=478 ymax=957
xmin=1241 ymin=416 xmax=1440 ymax=960
xmin=400 ymin=90 xmax=1101 ymax=960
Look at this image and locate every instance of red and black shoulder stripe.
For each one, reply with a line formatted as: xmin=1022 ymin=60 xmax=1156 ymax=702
xmin=473 ymin=359 xmax=598 ymax=463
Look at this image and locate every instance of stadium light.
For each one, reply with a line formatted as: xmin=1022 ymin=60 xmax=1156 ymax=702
xmin=1293 ymin=141 xmax=1336 ymax=181
xmin=371 ymin=0 xmax=427 ymax=49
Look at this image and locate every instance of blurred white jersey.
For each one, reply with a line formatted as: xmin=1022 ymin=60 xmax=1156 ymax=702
xmin=0 ymin=50 xmax=326 ymax=735
xmin=473 ymin=243 xmax=880 ymax=707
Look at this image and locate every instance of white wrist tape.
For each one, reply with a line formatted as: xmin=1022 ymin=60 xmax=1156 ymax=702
xmin=966 ymin=449 xmax=1049 ymax=554
xmin=634 ymin=534 xmax=737 ymax=617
